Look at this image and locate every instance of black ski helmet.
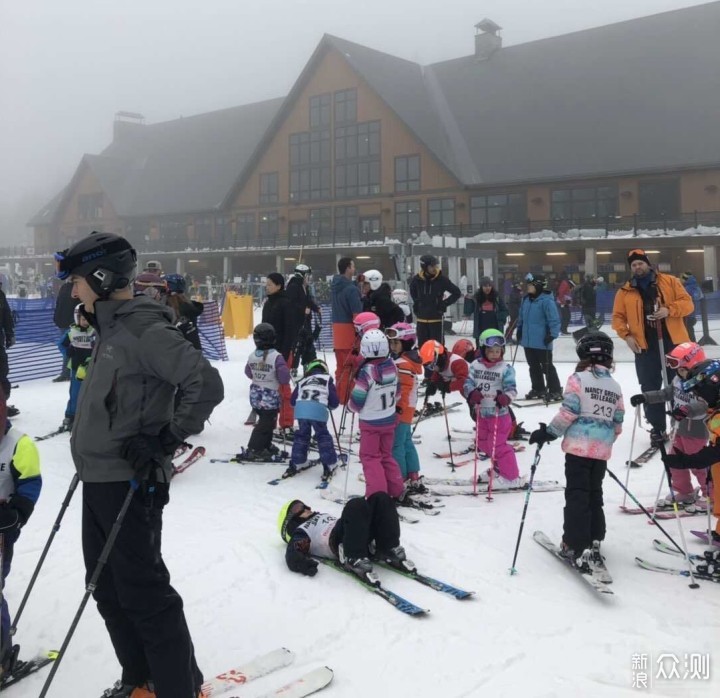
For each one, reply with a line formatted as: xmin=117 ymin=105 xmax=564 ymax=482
xmin=576 ymin=331 xmax=614 ymax=363
xmin=55 ymin=231 xmax=137 ymax=297
xmin=681 ymin=359 xmax=720 ymax=408
xmin=525 ymin=272 xmax=547 ymax=291
xmin=253 ymin=322 xmax=276 ymax=350
xmin=419 ymin=254 xmax=438 ymax=271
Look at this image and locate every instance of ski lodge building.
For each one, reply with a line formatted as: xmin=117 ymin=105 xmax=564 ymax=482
xmin=24 ymin=2 xmax=720 ymax=290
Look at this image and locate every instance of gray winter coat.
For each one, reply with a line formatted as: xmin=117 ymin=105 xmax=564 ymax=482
xmin=70 ymin=297 xmax=224 ymax=483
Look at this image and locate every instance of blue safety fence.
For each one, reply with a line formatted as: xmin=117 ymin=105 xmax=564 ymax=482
xmin=316 ymin=304 xmax=333 ymax=351
xmin=7 ymin=297 xmax=227 ymax=385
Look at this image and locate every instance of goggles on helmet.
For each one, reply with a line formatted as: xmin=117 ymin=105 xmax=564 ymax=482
xmin=483 ymin=335 xmax=506 ymax=348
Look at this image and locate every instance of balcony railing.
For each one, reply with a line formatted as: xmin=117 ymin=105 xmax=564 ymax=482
xmin=12 ymin=210 xmax=720 ymax=259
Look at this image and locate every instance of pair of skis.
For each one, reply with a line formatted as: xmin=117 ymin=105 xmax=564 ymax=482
xmin=0 ymin=650 xmax=58 ymax=690
xmin=211 ymin=448 xmax=290 ymax=464
xmin=199 ymin=648 xmax=332 ymax=698
xmin=315 ymin=556 xmax=474 ymax=617
xmin=172 ymin=445 xmax=206 ymax=475
xmin=626 ymin=444 xmax=659 ymax=468
xmin=267 ymin=455 xmax=346 ymax=487
xmin=426 ymin=477 xmax=562 ymax=497
xmin=635 ymin=539 xmax=719 ymax=584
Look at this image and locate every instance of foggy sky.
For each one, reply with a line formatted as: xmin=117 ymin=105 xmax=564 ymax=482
xmin=0 ymin=0 xmax=708 ymax=243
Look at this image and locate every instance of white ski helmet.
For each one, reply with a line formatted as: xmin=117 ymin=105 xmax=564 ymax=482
xmin=360 ymin=329 xmax=390 ymax=358
xmin=391 ymin=288 xmax=408 ymax=304
xmin=364 ymin=269 xmax=383 ymax=291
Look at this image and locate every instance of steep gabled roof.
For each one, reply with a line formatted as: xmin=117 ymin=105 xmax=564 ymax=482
xmin=428 ymin=1 xmax=720 ymax=184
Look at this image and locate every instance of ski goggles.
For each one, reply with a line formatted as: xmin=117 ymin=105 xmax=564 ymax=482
xmin=385 ymin=327 xmax=415 ymax=341
xmin=54 ymin=250 xmax=72 ymax=280
xmin=483 ymin=335 xmax=506 ymax=348
xmin=288 ymin=501 xmax=310 ymax=518
xmin=665 ymin=355 xmax=683 ymax=369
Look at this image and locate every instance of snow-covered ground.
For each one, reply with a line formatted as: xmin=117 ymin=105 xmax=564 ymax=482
xmin=7 ymin=328 xmax=720 ymax=698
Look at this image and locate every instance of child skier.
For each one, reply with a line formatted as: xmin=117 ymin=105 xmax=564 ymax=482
xmin=243 ymin=323 xmax=291 ymax=461
xmin=348 ymin=329 xmax=405 ymax=499
xmin=386 ymin=323 xmax=425 ymax=492
xmin=418 ymin=339 xmax=470 ymax=415
xmin=278 ymin=492 xmax=414 ymax=584
xmin=391 ymin=288 xmax=412 ymax=323
xmin=529 ymin=331 xmax=624 ymax=572
xmin=661 ymin=358 xmax=720 ymax=548
xmin=630 ymin=342 xmax=709 ymax=510
xmin=463 ymin=328 xmax=521 ymax=488
xmin=0 ymin=392 xmax=42 ymax=681
xmin=57 ymin=304 xmax=96 ymax=432
xmin=288 ymin=359 xmax=340 ymax=478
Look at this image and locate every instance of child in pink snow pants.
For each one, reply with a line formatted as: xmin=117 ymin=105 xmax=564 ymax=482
xmin=348 ymin=329 xmax=405 ymax=499
xmin=464 ymin=328 xmax=522 ymax=489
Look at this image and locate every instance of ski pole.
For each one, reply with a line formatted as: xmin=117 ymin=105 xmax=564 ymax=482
xmin=705 ymin=465 xmax=713 ymax=540
xmin=657 ymin=441 xmax=700 ymax=589
xmin=411 ymin=390 xmax=431 ymax=438
xmin=606 ymin=468 xmax=685 ymax=555
xmin=341 ymin=412 xmax=356 ymax=504
xmin=509 ymin=444 xmax=543 ymax=574
xmin=10 ymin=473 xmax=80 ymax=637
xmin=39 ymin=481 xmax=138 ymax=698
xmin=472 ymin=404 xmax=481 ymax=497
xmin=441 ymin=390 xmax=455 ymax=473
xmin=649 ymin=466 xmax=667 ymax=527
xmin=655 ymin=317 xmax=670 ymax=393
xmin=329 ymin=410 xmax=345 ymax=460
xmin=487 ymin=403 xmax=500 ymax=502
xmin=621 ymin=405 xmax=641 ymax=508
xmin=0 ymin=534 xmax=5 ymax=663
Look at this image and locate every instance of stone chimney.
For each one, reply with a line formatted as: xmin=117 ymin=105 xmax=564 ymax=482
xmin=474 ymin=18 xmax=502 ymax=61
xmin=113 ymin=111 xmax=145 ymax=142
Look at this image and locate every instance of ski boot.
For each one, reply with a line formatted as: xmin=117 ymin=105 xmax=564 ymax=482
xmin=100 ymin=680 xmax=155 ymax=698
xmin=492 ymin=475 xmax=527 ymax=490
xmin=281 ymin=464 xmax=299 ymax=479
xmin=524 ymin=389 xmax=544 ymax=400
xmin=696 ymin=549 xmax=720 ymax=579
xmin=546 ymin=392 xmax=563 ymax=402
xmin=649 ymin=429 xmax=668 ymax=447
xmin=656 ymin=491 xmax=695 ymax=509
xmin=378 ymin=545 xmax=417 ymax=574
xmin=404 ymin=476 xmax=428 ymax=495
xmin=559 ymin=542 xmax=593 ymax=574
xmin=7 ymin=406 xmax=19 ymax=418
xmin=340 ymin=552 xmax=380 ymax=586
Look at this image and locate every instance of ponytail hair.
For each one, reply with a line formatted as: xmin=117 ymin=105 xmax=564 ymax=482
xmin=574 ymin=357 xmax=614 ymax=373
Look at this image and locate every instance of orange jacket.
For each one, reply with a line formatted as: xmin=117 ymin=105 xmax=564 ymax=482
xmin=394 ymin=351 xmax=423 ymax=424
xmin=611 ymin=273 xmax=692 ymax=350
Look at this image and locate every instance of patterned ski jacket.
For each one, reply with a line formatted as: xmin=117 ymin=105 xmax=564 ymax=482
xmin=547 ymin=366 xmax=624 ymax=460
xmin=463 ymin=358 xmax=517 ymax=418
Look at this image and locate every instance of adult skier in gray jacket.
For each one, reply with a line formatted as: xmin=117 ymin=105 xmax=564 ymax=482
xmin=55 ymin=231 xmax=224 ymax=698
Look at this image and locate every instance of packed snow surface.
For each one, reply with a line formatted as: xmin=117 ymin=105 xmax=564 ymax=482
xmin=8 ymin=330 xmax=720 ymax=697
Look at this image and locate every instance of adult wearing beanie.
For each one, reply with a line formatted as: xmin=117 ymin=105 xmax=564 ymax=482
xmin=611 ymin=249 xmax=693 ymax=445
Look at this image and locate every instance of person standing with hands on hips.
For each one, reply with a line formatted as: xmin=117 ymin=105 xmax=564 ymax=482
xmin=54 ymin=231 xmax=224 ymax=698
xmin=409 ymin=255 xmax=461 ymax=347
xmin=516 ymin=273 xmax=562 ymax=401
xmin=611 ymin=249 xmax=692 ymax=446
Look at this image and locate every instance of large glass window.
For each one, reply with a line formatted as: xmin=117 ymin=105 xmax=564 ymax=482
xmin=236 ymin=213 xmax=255 ymax=245
xmin=334 ymin=206 xmax=358 ymax=242
xmin=159 ymin=220 xmax=185 ymax=244
xmin=428 ymin=198 xmax=455 ymax=228
xmin=551 ymin=186 xmax=618 ymax=220
xmin=259 ymin=172 xmax=279 ymax=205
xmin=470 ymin=193 xmax=526 ymax=229
xmin=289 ymin=220 xmax=308 ymax=245
xmin=334 ymin=89 xmax=357 ymax=124
xmin=194 ymin=216 xmax=212 ymax=241
xmin=395 ymin=156 xmax=420 ymax=193
xmin=309 ymin=93 xmax=331 ymax=129
xmin=335 ymin=122 xmax=380 ymax=161
xmin=290 ymin=130 xmax=331 ymax=201
xmin=309 ymin=208 xmax=332 ymax=244
xmin=335 ymin=161 xmax=380 ymax=198
xmin=394 ymin=201 xmax=421 ymax=232
xmin=258 ymin=211 xmax=279 ymax=245
xmin=78 ymin=193 xmax=103 ymax=220
xmin=639 ymin=180 xmax=680 ymax=220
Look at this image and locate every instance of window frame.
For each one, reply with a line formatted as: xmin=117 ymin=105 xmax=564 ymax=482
xmin=427 ymin=198 xmax=455 ymax=228
xmin=259 ymin=172 xmax=279 ymax=205
xmin=394 ymin=155 xmax=421 ymax=193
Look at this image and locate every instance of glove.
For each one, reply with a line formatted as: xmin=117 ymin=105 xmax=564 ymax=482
xmin=669 ymin=405 xmax=689 ymax=422
xmin=122 ymin=425 xmax=181 ymax=480
xmin=495 ymin=391 xmax=511 ymax=408
xmin=0 ymin=503 xmax=22 ymax=534
xmin=516 ymin=328 xmax=522 ymax=343
xmin=661 ymin=452 xmax=686 ymax=469
xmin=425 ymin=383 xmax=438 ymax=397
xmin=544 ymin=333 xmax=554 ymax=346
xmin=76 ymin=361 xmax=89 ymax=381
xmin=5 ymin=336 xmax=15 ymax=349
xmin=529 ymin=422 xmax=558 ymax=447
xmin=437 ymin=381 xmax=451 ymax=396
xmin=289 ymin=555 xmax=318 ymax=577
xmin=630 ymin=394 xmax=646 ymax=407
xmin=467 ymin=389 xmax=483 ymax=405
